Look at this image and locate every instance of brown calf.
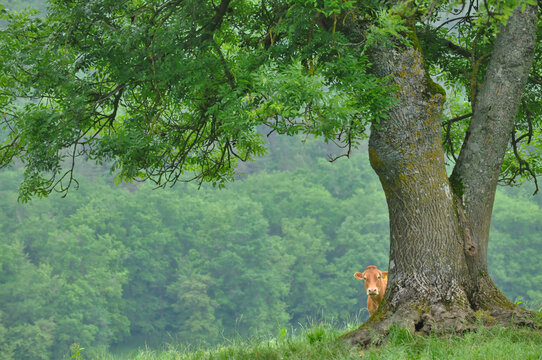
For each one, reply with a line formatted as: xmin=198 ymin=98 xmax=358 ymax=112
xmin=354 ymin=265 xmax=388 ymax=316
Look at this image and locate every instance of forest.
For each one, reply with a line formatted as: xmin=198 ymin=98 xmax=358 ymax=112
xmin=1 ymin=132 xmax=541 ymax=359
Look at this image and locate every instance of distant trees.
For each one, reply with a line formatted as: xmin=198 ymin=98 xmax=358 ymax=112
xmin=489 ymin=189 xmax=542 ymax=305
xmin=0 ymin=175 xmax=129 ymax=359
xmin=0 ymin=135 xmax=540 ymax=357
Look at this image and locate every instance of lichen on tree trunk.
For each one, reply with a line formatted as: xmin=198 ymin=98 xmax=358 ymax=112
xmin=345 ymin=45 xmax=477 ymax=346
xmin=342 ymin=3 xmax=539 ymax=347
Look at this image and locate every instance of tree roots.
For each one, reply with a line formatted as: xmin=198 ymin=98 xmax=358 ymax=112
xmin=340 ymin=300 xmax=539 ymax=348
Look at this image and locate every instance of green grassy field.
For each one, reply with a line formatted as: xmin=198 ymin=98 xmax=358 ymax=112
xmin=82 ymin=318 xmax=542 ymax=360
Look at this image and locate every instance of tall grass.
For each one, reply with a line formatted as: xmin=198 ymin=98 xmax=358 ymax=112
xmin=84 ymin=315 xmax=542 ymax=360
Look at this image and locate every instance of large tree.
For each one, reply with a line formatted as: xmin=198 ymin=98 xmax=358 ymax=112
xmin=0 ymin=0 xmax=541 ymax=346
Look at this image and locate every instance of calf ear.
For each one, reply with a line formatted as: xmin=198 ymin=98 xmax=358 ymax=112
xmin=354 ymin=272 xmax=365 ymax=280
xmin=382 ymin=271 xmax=388 ymax=280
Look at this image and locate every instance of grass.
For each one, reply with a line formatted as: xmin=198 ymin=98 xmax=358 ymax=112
xmin=85 ymin=323 xmax=361 ymax=360
xmin=362 ymin=325 xmax=542 ymax=360
xmin=83 ymin=319 xmax=542 ymax=360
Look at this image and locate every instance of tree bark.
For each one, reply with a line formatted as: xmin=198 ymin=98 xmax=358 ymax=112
xmin=343 ymin=4 xmax=539 ymax=346
xmin=450 ymin=4 xmax=538 ymax=318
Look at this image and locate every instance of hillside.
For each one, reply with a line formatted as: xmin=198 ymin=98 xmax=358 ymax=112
xmin=1 ymin=133 xmax=541 ymax=359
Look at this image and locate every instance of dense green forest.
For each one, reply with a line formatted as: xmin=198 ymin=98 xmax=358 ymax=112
xmin=0 ymin=132 xmax=541 ymax=359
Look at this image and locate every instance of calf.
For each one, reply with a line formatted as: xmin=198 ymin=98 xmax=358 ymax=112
xmin=354 ymin=265 xmax=388 ymax=316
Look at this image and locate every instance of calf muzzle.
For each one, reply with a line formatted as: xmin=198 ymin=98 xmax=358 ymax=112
xmin=367 ymin=288 xmax=379 ymax=296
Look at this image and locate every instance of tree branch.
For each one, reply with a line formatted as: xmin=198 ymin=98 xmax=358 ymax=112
xmin=510 ymin=127 xmax=539 ymax=195
xmin=213 ymin=40 xmax=235 ymax=89
xmin=442 ymin=112 xmax=472 ymax=126
xmin=444 ymin=39 xmax=471 ymax=59
xmin=450 ymin=3 xmax=538 ymax=226
xmin=202 ymin=0 xmax=231 ymax=36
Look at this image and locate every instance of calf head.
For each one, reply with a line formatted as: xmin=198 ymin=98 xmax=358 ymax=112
xmin=354 ymin=265 xmax=388 ymax=297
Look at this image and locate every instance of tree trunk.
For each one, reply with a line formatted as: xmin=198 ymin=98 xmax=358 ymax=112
xmin=450 ymin=4 xmax=538 ymax=319
xmin=343 ymin=4 xmax=538 ymax=346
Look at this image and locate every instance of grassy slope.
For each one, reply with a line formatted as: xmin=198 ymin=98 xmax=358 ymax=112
xmin=88 ymin=318 xmax=542 ymax=360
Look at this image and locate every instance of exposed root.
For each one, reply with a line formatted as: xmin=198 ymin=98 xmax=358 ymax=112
xmin=470 ymin=276 xmax=540 ymax=329
xmin=484 ymin=305 xmax=539 ymax=329
xmin=340 ymin=300 xmax=476 ymax=347
xmin=341 ymin=298 xmax=540 ymax=349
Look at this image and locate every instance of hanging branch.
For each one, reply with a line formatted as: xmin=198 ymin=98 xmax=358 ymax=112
xmin=443 ymin=120 xmax=458 ymax=162
xmin=327 ymin=120 xmax=354 ymax=162
xmin=515 ymin=100 xmax=534 ymax=144
xmin=509 ymin=125 xmax=539 ymax=195
xmin=442 ymin=113 xmax=472 ymax=162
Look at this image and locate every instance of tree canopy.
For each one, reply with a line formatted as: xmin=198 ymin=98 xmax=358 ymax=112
xmin=2 ymin=0 xmax=539 ymax=200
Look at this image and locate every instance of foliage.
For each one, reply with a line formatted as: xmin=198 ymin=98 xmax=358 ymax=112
xmin=1 ymin=0 xmax=539 ymax=200
xmin=0 ymin=0 xmax=397 ymax=200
